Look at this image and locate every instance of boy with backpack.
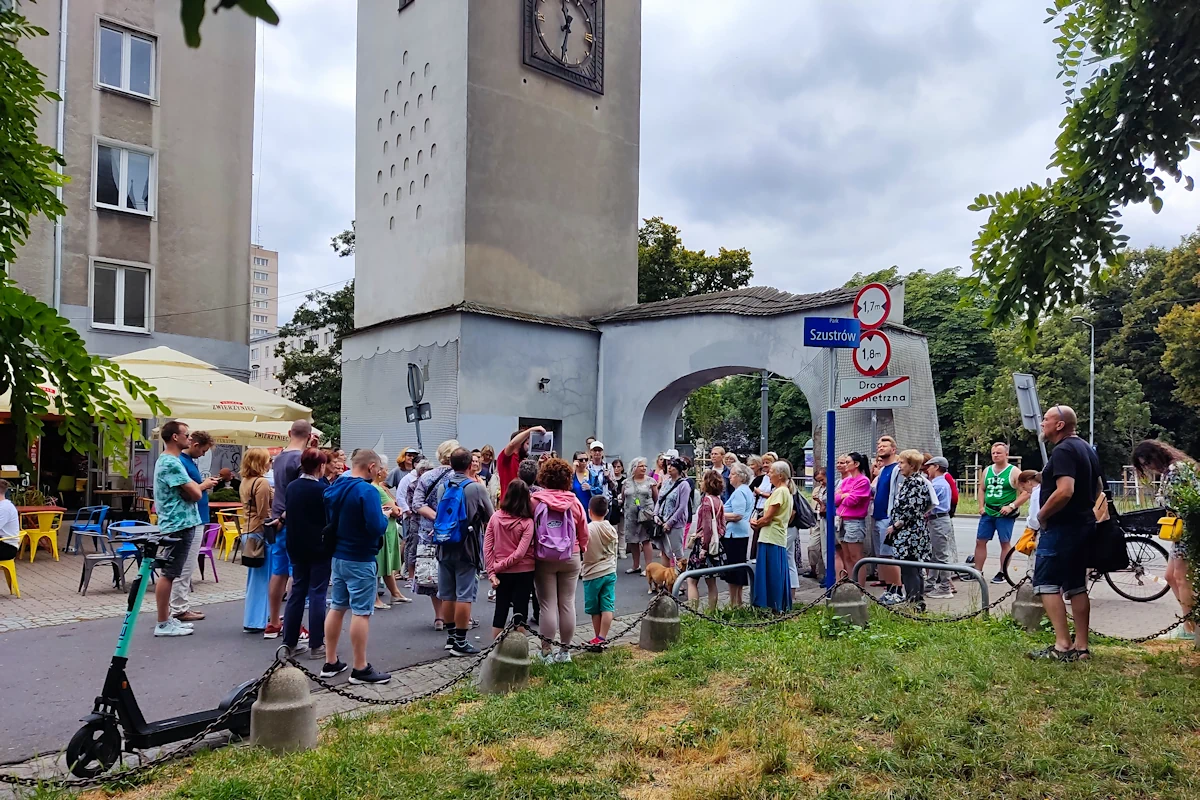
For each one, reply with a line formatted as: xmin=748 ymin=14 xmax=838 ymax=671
xmin=583 ymin=495 xmax=619 ymax=645
xmin=433 ymin=447 xmax=494 ymax=656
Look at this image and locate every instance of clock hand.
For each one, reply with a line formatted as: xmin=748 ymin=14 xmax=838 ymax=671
xmin=560 ymin=0 xmax=572 ymax=61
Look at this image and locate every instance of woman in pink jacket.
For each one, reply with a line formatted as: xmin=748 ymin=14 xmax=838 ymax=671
xmin=531 ymin=458 xmax=589 ymax=664
xmin=834 ymin=451 xmax=872 ymax=578
xmin=483 ymin=479 xmax=536 ymax=638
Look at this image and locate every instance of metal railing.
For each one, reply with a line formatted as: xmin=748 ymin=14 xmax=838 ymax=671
xmin=672 ymin=561 xmax=756 ymax=596
xmin=852 ymin=557 xmax=991 ymax=616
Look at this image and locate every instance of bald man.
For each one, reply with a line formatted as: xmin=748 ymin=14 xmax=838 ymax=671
xmin=1029 ymin=404 xmax=1102 ymax=662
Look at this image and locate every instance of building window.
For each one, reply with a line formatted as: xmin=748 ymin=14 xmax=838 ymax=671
xmin=253 ymin=270 xmax=269 ymax=280
xmin=253 ymin=285 xmax=269 ymax=295
xmin=253 ymin=314 xmax=269 ymax=323
xmin=323 ymin=331 xmax=331 ymax=345
xmin=97 ymin=22 xmax=155 ymax=98
xmin=253 ymin=257 xmax=269 ymax=267
xmin=91 ymin=261 xmax=150 ymax=332
xmin=94 ymin=141 xmax=154 ymax=214
xmin=249 ymin=367 xmax=259 ymax=381
xmin=250 ymin=347 xmax=259 ymax=360
xmin=252 ymin=327 xmax=268 ymax=336
xmin=253 ymin=300 xmax=268 ymax=309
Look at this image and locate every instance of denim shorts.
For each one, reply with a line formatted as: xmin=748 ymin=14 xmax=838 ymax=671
xmin=873 ymin=517 xmax=895 ymax=557
xmin=1032 ymin=523 xmax=1090 ymax=598
xmin=437 ymin=558 xmax=480 ymax=603
xmin=269 ymin=528 xmax=291 ymax=577
xmin=330 ymin=558 xmax=378 ymax=616
xmin=841 ymin=518 xmax=867 ymax=544
xmin=976 ymin=514 xmax=1016 ymax=543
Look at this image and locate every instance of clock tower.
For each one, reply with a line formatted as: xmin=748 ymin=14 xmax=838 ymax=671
xmin=353 ymin=0 xmax=640 ymax=329
xmin=342 ymin=0 xmax=641 ymax=457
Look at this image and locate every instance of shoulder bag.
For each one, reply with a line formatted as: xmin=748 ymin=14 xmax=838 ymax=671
xmin=241 ymin=478 xmax=268 ymax=568
xmin=1087 ymin=473 xmax=1129 ymax=573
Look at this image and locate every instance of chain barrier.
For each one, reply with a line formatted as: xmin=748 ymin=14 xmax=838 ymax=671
xmin=0 ymin=659 xmax=283 ymax=791
xmin=4 ymin=575 xmax=1191 ymax=790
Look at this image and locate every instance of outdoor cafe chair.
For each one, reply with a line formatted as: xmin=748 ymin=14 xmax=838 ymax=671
xmin=197 ymin=523 xmax=221 ymax=583
xmin=215 ymin=511 xmax=244 ymax=561
xmin=78 ymin=521 xmax=142 ymax=595
xmin=18 ymin=511 xmax=63 ymax=563
xmin=66 ymin=506 xmax=111 ymax=554
xmin=0 ymin=555 xmax=18 ymax=598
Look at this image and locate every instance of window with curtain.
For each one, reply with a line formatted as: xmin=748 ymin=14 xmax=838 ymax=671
xmin=91 ymin=262 xmax=150 ymax=332
xmin=95 ymin=142 xmax=154 ymax=214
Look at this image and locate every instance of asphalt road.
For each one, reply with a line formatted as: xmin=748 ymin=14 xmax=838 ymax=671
xmin=0 ymin=564 xmax=669 ymax=763
xmin=0 ymin=519 xmax=1006 ymax=763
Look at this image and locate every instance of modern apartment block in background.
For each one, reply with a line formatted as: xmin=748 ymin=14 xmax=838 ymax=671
xmin=250 ymin=244 xmax=279 ymax=337
xmin=9 ymin=1 xmax=256 ymax=378
xmin=249 ymin=326 xmax=335 ymax=395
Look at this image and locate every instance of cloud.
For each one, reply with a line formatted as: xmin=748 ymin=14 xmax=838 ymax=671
xmin=257 ymin=0 xmax=1200 ymax=323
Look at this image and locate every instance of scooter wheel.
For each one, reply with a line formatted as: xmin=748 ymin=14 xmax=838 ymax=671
xmin=66 ymin=719 xmax=122 ymax=779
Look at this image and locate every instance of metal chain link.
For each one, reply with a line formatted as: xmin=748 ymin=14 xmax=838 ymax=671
xmin=670 ymin=582 xmax=840 ymax=627
xmin=523 ymin=601 xmax=657 ymax=652
xmin=1090 ymin=609 xmax=1200 ymax=645
xmin=857 ymin=577 xmax=1029 ymax=623
xmin=0 ymin=660 xmax=283 ymax=791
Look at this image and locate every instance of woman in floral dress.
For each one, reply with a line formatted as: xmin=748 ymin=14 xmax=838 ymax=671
xmin=886 ymin=450 xmax=933 ymax=608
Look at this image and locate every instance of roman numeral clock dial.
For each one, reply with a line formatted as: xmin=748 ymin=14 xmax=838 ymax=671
xmin=523 ymin=0 xmax=605 ymax=94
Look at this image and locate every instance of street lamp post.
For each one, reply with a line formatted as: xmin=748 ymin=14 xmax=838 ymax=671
xmin=1071 ymin=316 xmax=1095 ymax=447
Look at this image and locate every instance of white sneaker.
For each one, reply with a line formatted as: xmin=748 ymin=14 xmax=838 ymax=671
xmin=553 ymin=650 xmax=573 ymax=664
xmin=154 ymin=618 xmax=193 ymax=637
xmin=927 ymin=589 xmax=955 ymax=600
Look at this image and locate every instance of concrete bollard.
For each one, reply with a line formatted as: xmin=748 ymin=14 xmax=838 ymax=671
xmin=829 ymin=583 xmax=870 ymax=628
xmin=1010 ymin=583 xmax=1045 ymax=633
xmin=638 ymin=595 xmax=681 ymax=652
xmin=250 ymin=664 xmax=318 ymax=754
xmin=478 ymin=629 xmax=531 ymax=694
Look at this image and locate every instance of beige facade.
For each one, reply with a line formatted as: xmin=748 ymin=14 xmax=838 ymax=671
xmin=250 ymin=244 xmax=278 ymax=337
xmin=10 ymin=0 xmax=256 ymax=377
xmin=249 ymin=326 xmax=335 ymax=396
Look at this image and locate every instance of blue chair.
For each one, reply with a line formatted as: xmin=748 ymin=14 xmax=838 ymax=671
xmin=66 ymin=506 xmax=111 ymax=554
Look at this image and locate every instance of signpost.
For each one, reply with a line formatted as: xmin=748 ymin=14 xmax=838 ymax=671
xmin=804 ymin=317 xmax=862 ymax=348
xmin=406 ymin=363 xmax=427 ymax=451
xmin=852 ymin=330 xmax=891 ymax=377
xmin=853 ymin=283 xmax=891 ymax=330
xmin=838 ymin=376 xmax=912 ymax=409
xmin=1012 ymin=373 xmax=1049 ymax=465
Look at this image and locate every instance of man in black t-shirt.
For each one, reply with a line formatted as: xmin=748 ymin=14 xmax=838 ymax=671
xmin=1029 ymin=405 xmax=1102 ymax=662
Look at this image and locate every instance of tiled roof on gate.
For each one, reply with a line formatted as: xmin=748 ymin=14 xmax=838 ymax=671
xmin=592 ymin=285 xmax=863 ymax=323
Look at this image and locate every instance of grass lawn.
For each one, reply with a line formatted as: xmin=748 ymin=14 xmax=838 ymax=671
xmin=55 ymin=610 xmax=1200 ymax=800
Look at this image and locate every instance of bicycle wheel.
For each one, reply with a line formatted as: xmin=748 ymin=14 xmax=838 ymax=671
xmin=1104 ymin=536 xmax=1171 ymax=602
xmin=1002 ymin=547 xmax=1033 ymax=589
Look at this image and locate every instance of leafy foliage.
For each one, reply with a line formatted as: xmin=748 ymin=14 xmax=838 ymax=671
xmin=637 ymin=217 xmax=753 ymax=303
xmin=969 ymin=0 xmax=1200 ymax=339
xmin=331 ymin=222 xmax=356 ymax=258
xmin=0 ymin=10 xmax=168 ymax=471
xmin=179 ymin=0 xmax=279 ymax=47
xmin=274 ymin=282 xmax=354 ymax=446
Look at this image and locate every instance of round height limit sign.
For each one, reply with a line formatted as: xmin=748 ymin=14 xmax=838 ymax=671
xmin=853 ymin=283 xmax=892 ymax=376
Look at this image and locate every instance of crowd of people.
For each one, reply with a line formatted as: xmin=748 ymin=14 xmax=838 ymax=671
xmin=142 ymin=403 xmax=1200 ymax=676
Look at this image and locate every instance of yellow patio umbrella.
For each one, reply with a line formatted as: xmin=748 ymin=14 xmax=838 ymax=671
xmin=107 ymin=346 xmax=311 ymax=421
xmin=164 ymin=419 xmax=322 ymax=448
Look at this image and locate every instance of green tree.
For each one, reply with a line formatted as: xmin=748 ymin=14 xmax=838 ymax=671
xmin=637 ymin=217 xmax=752 ymax=303
xmin=682 ymin=383 xmax=722 ymax=443
xmin=331 ymin=222 xmax=355 ymax=258
xmin=969 ymin=0 xmax=1200 ymax=338
xmin=275 ymin=282 xmax=354 ymax=445
xmin=1 ymin=8 xmax=167 ymax=470
xmin=1159 ymin=300 xmax=1200 ymax=410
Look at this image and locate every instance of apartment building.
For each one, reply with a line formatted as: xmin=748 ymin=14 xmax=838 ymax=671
xmin=249 ymin=326 xmax=335 ymax=395
xmin=250 ymin=245 xmax=279 ymax=337
xmin=9 ymin=0 xmax=256 ymax=378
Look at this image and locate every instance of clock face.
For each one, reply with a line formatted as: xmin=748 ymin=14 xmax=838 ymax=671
xmin=523 ymin=0 xmax=604 ymax=95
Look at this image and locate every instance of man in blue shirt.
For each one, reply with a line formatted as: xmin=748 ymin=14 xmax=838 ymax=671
xmin=923 ymin=457 xmax=957 ymax=599
xmin=174 ymin=430 xmax=216 ymax=623
xmin=872 ymin=436 xmax=904 ymax=604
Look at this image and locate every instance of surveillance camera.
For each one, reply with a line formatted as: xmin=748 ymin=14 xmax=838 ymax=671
xmin=537 ymin=376 xmax=550 ymax=391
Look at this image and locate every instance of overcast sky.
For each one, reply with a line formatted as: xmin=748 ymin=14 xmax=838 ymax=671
xmin=253 ymin=0 xmax=1200 ymax=323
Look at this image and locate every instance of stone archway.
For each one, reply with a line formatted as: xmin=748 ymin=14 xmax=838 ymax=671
xmin=594 ymin=285 xmax=942 ymax=465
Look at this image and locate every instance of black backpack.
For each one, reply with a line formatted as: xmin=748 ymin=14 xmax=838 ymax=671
xmin=791 ymin=490 xmax=817 ymax=530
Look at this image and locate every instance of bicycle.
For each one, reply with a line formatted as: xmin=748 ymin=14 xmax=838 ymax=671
xmin=1001 ymin=507 xmax=1170 ymax=602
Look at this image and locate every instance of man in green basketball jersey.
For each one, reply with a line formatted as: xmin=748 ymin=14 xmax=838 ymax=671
xmin=975 ymin=442 xmax=1029 ymax=583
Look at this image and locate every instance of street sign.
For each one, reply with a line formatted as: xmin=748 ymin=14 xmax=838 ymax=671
xmin=853 ymin=330 xmax=891 ymax=376
xmin=405 ymin=402 xmax=432 ymax=423
xmin=406 ymin=363 xmax=425 ymax=405
xmin=803 ymin=317 xmax=861 ymax=348
xmin=1013 ymin=373 xmax=1049 ymax=465
xmin=853 ymin=283 xmax=892 ymax=330
xmin=838 ymin=376 xmax=912 ymax=410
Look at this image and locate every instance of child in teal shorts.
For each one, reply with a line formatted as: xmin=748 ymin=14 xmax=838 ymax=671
xmin=583 ymin=495 xmax=618 ymax=645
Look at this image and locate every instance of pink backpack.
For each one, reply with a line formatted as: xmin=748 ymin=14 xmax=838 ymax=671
xmin=533 ymin=502 xmax=576 ymax=561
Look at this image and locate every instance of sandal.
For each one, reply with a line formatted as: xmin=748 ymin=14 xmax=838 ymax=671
xmin=1073 ymin=648 xmax=1091 ymax=661
xmin=433 ymin=618 xmax=444 ymax=631
xmin=1026 ymin=645 xmax=1074 ymax=662
xmin=391 ymin=593 xmax=413 ymax=604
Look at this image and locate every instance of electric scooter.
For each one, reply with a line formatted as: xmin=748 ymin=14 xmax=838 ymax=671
xmin=66 ymin=529 xmax=258 ymax=778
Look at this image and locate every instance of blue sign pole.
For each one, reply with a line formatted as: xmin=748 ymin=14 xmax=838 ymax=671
xmin=824 ymin=408 xmax=837 ymax=589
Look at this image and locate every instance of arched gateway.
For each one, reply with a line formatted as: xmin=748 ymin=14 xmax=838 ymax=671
xmin=341 ymin=2 xmax=941 ymax=462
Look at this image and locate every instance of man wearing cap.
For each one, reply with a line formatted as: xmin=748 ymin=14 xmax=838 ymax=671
xmin=587 ymin=441 xmax=614 ymax=501
xmin=923 ymin=457 xmax=957 ymax=599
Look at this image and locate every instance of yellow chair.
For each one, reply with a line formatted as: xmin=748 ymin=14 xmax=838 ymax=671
xmin=19 ymin=511 xmax=63 ymax=562
xmin=0 ymin=554 xmax=18 ymax=597
xmin=215 ymin=510 xmax=245 ymax=561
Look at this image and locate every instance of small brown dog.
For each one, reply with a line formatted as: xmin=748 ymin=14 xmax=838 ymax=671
xmin=645 ymin=562 xmax=678 ymax=594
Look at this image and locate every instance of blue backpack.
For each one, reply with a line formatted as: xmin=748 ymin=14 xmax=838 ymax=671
xmin=432 ymin=476 xmax=471 ymax=545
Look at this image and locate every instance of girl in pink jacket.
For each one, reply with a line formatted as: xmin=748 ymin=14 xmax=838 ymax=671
xmin=483 ymin=479 xmax=536 ymax=638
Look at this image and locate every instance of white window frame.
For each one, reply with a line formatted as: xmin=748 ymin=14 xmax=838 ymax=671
xmin=92 ymin=137 xmax=156 ymax=217
xmin=253 ymin=270 xmax=269 ymax=280
xmin=252 ymin=327 xmax=269 ymax=337
xmin=253 ymin=300 xmax=269 ymax=309
xmin=249 ymin=367 xmax=259 ymax=381
xmin=253 ymin=285 xmax=269 ymax=296
xmin=88 ymin=257 xmax=153 ymax=333
xmin=95 ymin=18 xmax=158 ymax=101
